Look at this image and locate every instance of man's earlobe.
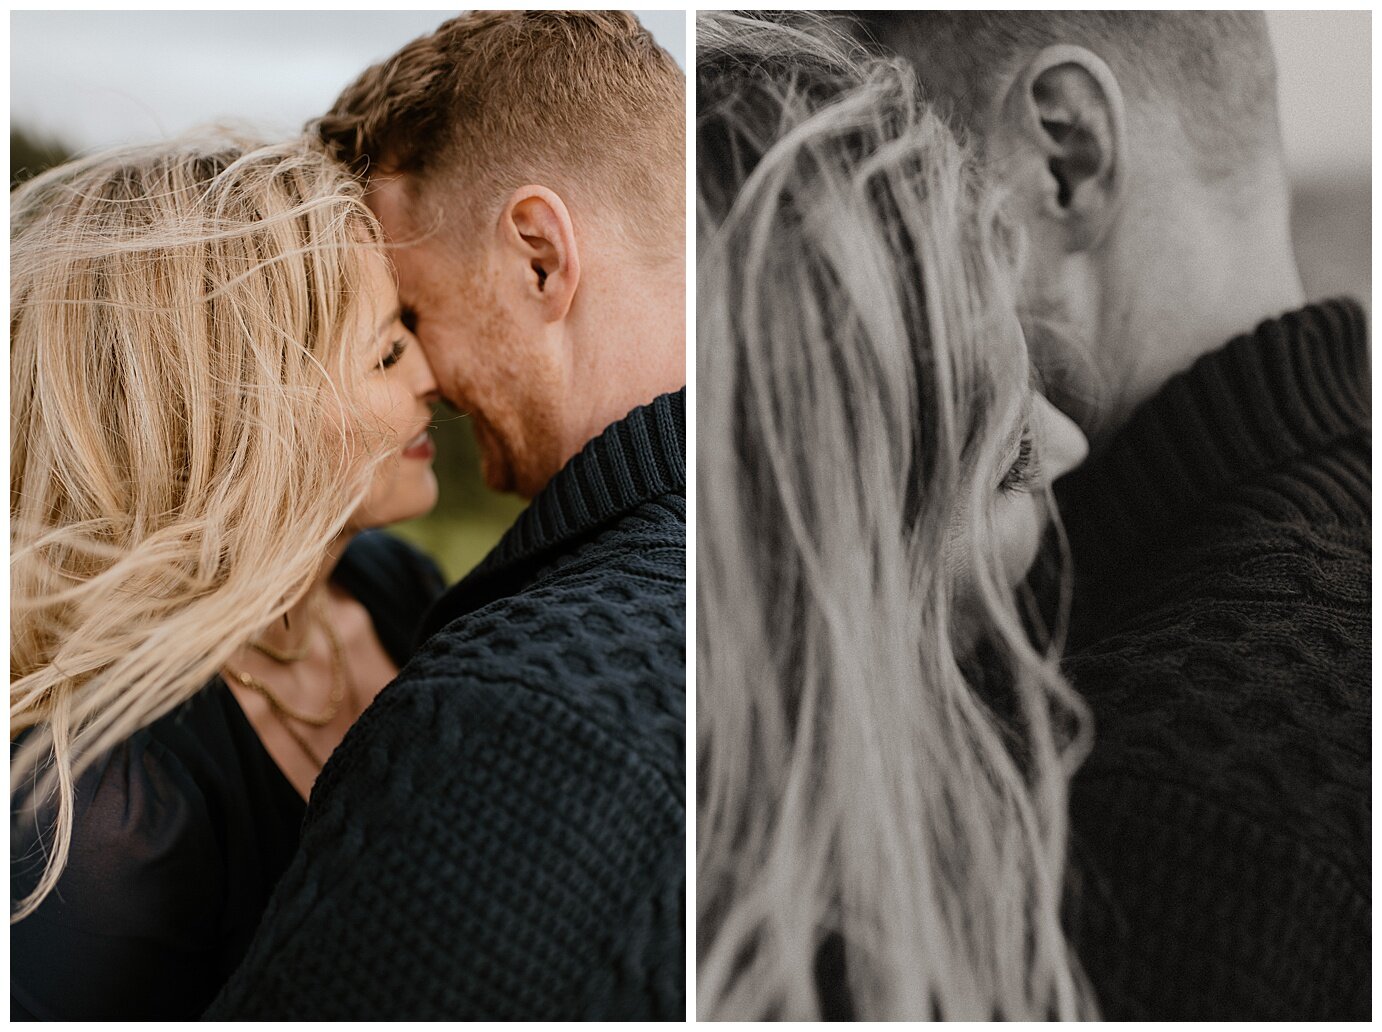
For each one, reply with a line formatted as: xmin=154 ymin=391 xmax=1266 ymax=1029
xmin=1008 ymin=44 xmax=1126 ymax=249
xmin=500 ymin=186 xmax=581 ymax=322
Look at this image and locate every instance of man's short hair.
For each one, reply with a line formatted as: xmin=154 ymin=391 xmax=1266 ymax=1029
xmin=855 ymin=12 xmax=1281 ymax=182
xmin=317 ymin=10 xmax=684 ymax=257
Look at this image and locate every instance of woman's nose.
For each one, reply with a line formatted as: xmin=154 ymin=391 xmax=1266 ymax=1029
xmin=405 ymin=336 xmax=441 ymax=404
xmin=1035 ymin=395 xmax=1089 ymax=483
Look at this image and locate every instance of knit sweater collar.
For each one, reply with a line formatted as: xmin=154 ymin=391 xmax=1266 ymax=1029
xmin=484 ymin=387 xmax=686 ymax=570
xmin=1056 ymin=298 xmax=1369 ymax=549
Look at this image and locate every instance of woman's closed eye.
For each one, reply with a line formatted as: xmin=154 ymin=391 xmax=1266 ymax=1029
xmin=376 ymin=337 xmax=408 ymax=371
xmin=999 ymin=428 xmax=1041 ymax=494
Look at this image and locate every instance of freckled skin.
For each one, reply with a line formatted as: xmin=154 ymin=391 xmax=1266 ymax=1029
xmin=368 ymin=178 xmax=570 ymax=500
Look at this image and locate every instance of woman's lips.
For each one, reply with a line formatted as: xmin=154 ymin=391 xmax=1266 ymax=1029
xmin=401 ymin=429 xmax=435 ymax=460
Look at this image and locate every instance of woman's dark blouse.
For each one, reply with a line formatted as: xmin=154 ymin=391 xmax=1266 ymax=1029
xmin=11 ymin=532 xmax=444 ymax=1021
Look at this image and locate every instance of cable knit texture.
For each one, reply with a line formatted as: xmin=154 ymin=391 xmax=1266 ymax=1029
xmin=1055 ymin=301 xmax=1370 ymax=1019
xmin=205 ymin=390 xmax=686 ymax=1020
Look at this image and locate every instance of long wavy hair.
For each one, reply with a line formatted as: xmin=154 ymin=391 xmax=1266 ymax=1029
xmin=696 ymin=13 xmax=1094 ymax=1020
xmin=11 ymin=133 xmax=392 ymax=922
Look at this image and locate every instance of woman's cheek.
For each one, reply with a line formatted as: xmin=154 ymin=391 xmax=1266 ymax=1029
xmin=993 ymin=493 xmax=1044 ymax=587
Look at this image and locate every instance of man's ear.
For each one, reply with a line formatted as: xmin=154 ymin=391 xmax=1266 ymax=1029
xmin=496 ymin=185 xmax=580 ymax=322
xmin=995 ymin=44 xmax=1127 ymax=250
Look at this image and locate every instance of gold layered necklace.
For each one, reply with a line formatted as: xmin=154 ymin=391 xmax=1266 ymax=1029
xmin=247 ymin=616 xmax=314 ymax=663
xmin=228 ymin=598 xmax=352 ymax=768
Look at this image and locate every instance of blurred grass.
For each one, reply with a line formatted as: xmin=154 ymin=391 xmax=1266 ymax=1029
xmin=390 ymin=510 xmax=519 ymax=583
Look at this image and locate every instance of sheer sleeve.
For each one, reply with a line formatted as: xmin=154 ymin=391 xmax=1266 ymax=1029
xmin=11 ymin=732 xmax=228 ymax=1020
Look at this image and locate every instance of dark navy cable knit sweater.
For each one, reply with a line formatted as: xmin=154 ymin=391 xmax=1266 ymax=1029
xmin=205 ymin=390 xmax=686 ymax=1020
xmin=1056 ymin=301 xmax=1370 ymax=1019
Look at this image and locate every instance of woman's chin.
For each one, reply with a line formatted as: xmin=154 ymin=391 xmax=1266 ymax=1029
xmin=350 ymin=471 xmax=440 ymax=531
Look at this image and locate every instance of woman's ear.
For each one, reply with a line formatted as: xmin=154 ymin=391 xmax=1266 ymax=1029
xmin=496 ymin=185 xmax=581 ymax=323
xmin=993 ymin=43 xmax=1128 ymax=251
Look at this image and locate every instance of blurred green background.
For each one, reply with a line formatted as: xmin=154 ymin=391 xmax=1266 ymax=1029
xmin=13 ymin=127 xmax=523 ymax=583
xmin=387 ymin=414 xmax=526 ymax=583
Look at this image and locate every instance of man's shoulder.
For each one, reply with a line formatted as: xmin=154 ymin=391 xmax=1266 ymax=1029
xmin=1208 ymin=422 xmax=1368 ymax=533
xmin=1075 ymin=418 xmax=1369 ymax=645
xmin=1068 ymin=497 xmax=1370 ymax=751
xmin=1064 ymin=754 xmax=1370 ymax=1018
xmin=349 ymin=497 xmax=685 ymax=788
xmin=215 ymin=602 xmax=685 ymax=1019
xmin=426 ymin=494 xmax=686 ymax=673
xmin=590 ymin=492 xmax=686 ymax=559
xmin=542 ymin=492 xmax=686 ymax=584
xmin=408 ymin=574 xmax=682 ymax=737
xmin=1065 ymin=503 xmax=1370 ymax=882
xmin=1065 ymin=504 xmax=1371 ymax=1014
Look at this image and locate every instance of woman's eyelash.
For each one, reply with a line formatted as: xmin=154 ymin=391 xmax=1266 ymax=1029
xmin=378 ymin=338 xmax=407 ymax=370
xmin=999 ymin=429 xmax=1040 ymax=493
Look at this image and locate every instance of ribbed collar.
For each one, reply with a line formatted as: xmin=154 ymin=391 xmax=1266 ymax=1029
xmin=423 ymin=388 xmax=686 ymax=635
xmin=1057 ymin=298 xmax=1369 ymax=554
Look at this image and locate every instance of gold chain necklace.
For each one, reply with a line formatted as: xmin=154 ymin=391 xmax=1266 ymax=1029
xmin=229 ymin=599 xmax=349 ymax=736
xmin=249 ymin=634 xmax=311 ymax=664
xmin=265 ymin=704 xmax=328 ymax=769
xmin=248 ymin=610 xmax=317 ymax=663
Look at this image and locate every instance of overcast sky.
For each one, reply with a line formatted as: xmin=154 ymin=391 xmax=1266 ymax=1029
xmin=1265 ymin=10 xmax=1370 ymax=181
xmin=11 ymin=10 xmax=685 ymax=155
xmin=9 ymin=11 xmax=1367 ymax=183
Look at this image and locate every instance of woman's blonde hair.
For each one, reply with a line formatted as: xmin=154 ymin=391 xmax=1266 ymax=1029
xmin=11 ymin=133 xmax=392 ymax=921
xmin=697 ymin=13 xmax=1093 ymax=1019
